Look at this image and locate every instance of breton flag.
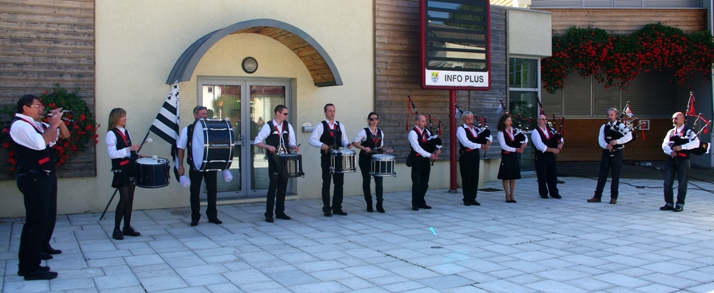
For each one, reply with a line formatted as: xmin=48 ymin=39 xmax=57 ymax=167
xmin=149 ymin=81 xmax=181 ymax=182
xmin=454 ymin=104 xmax=463 ymax=119
xmin=496 ymin=99 xmax=505 ymax=115
xmin=623 ymin=102 xmax=634 ymax=118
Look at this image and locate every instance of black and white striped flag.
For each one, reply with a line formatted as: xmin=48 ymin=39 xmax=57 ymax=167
xmin=149 ymin=81 xmax=180 ymax=182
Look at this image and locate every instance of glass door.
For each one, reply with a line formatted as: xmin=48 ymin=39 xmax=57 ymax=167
xmin=198 ymin=78 xmax=289 ymax=198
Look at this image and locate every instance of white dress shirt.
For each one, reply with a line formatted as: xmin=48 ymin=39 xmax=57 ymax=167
xmin=498 ymin=128 xmax=528 ymax=152
xmin=456 ymin=124 xmax=492 ymax=150
xmin=309 ymin=120 xmax=349 ymax=148
xmin=598 ymin=121 xmax=633 ymax=149
xmin=662 ymin=125 xmax=699 ymax=155
xmin=105 ymin=127 xmax=132 ymax=159
xmin=9 ymin=113 xmax=57 ymax=150
xmin=253 ymin=119 xmax=297 ymax=147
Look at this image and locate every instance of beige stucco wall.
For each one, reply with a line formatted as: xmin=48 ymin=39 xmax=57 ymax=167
xmin=508 ymin=8 xmax=552 ymax=57
xmin=0 ymin=0 xmax=375 ymax=217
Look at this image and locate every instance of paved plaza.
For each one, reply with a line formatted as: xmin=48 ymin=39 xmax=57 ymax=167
xmin=2 ymin=175 xmax=714 ymax=292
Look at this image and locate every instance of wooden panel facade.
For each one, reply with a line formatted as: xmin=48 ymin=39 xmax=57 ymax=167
xmin=0 ymin=0 xmax=96 ymax=179
xmin=540 ymin=8 xmax=708 ymax=34
xmin=374 ymin=0 xmax=507 ymax=161
xmin=556 ymin=118 xmax=671 ymax=161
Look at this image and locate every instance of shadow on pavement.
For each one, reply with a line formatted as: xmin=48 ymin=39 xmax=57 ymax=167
xmin=557 ymin=160 xmax=714 ymax=183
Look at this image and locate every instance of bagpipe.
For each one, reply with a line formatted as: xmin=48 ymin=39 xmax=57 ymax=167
xmin=670 ymin=91 xmax=712 ymax=156
xmin=406 ymin=95 xmax=442 ymax=155
xmin=605 ymin=101 xmax=643 ymax=156
xmin=512 ymin=115 xmax=531 ymax=147
xmin=454 ymin=103 xmax=490 ymax=144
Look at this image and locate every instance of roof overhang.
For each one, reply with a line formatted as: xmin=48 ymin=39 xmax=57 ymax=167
xmin=166 ymin=19 xmax=343 ymax=87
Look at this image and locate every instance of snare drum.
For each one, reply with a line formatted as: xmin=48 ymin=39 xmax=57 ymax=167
xmin=135 ymin=157 xmax=170 ymax=188
xmin=330 ymin=149 xmax=356 ymax=174
xmin=191 ymin=119 xmax=234 ymax=171
xmin=370 ymin=154 xmax=396 ymax=177
xmin=277 ymin=153 xmax=305 ymax=178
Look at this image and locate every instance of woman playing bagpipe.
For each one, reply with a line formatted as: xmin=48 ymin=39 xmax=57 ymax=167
xmin=456 ymin=111 xmax=491 ymax=206
xmin=497 ymin=114 xmax=528 ymax=203
xmin=105 ymin=108 xmax=142 ymax=240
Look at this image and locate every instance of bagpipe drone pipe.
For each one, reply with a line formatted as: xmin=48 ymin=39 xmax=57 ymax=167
xmin=680 ymin=91 xmax=713 ymax=156
xmin=406 ymin=95 xmax=443 ymax=159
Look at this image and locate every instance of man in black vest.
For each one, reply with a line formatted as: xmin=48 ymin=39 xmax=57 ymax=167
xmin=660 ymin=112 xmax=699 ymax=212
xmin=10 ymin=94 xmax=69 ymax=280
xmin=531 ymin=114 xmax=563 ymax=199
xmin=456 ymin=111 xmax=490 ymax=206
xmin=177 ymin=106 xmax=222 ymax=226
xmin=309 ymin=103 xmax=352 ymax=217
xmin=254 ymin=105 xmax=299 ymax=222
xmin=408 ymin=114 xmax=441 ymax=211
xmin=588 ymin=108 xmax=632 ymax=204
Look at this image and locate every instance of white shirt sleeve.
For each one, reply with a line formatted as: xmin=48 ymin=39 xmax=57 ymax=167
xmin=253 ymin=123 xmax=271 ymax=144
xmin=456 ymin=126 xmax=479 ymax=150
xmin=177 ymin=127 xmax=188 ymax=150
xmin=339 ymin=123 xmax=349 ymax=147
xmin=531 ymin=129 xmax=547 ymax=152
xmin=681 ymin=128 xmax=700 ymax=150
xmin=380 ymin=130 xmax=385 ymax=148
xmin=598 ymin=124 xmax=608 ymax=149
xmin=408 ymin=129 xmax=431 ymax=157
xmin=9 ymin=120 xmax=46 ymax=151
xmin=105 ymin=130 xmax=131 ymax=159
xmin=662 ymin=129 xmax=674 ymax=155
xmin=498 ymin=131 xmax=517 ymax=152
xmin=353 ymin=128 xmax=367 ymax=143
xmin=288 ymin=123 xmax=297 ymax=147
xmin=308 ymin=122 xmax=324 ymax=148
xmin=615 ymin=123 xmax=633 ymax=145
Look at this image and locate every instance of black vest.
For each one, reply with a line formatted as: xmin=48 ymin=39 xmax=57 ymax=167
xmin=458 ymin=125 xmax=480 ymax=154
xmin=603 ymin=121 xmax=625 ymax=148
xmin=359 ymin=127 xmax=382 ymax=156
xmin=320 ymin=120 xmax=342 ymax=152
xmin=10 ymin=117 xmax=55 ymax=172
xmin=187 ymin=122 xmax=196 ymax=170
xmin=266 ymin=120 xmax=290 ymax=149
xmin=409 ymin=127 xmax=430 ymax=158
xmin=533 ymin=126 xmax=558 ymax=154
xmin=501 ymin=129 xmax=521 ymax=154
xmin=670 ymin=126 xmax=692 ymax=159
xmin=109 ymin=128 xmax=135 ymax=172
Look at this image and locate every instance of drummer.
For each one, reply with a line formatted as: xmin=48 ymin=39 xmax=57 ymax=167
xmin=352 ymin=112 xmax=392 ymax=213
xmin=177 ymin=106 xmax=223 ymax=227
xmin=254 ymin=105 xmax=299 ymax=223
xmin=105 ymin=108 xmax=142 ymax=240
xmin=309 ymin=103 xmax=352 ymax=217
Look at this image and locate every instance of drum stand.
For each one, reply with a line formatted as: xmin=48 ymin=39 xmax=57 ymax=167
xmin=99 ymin=188 xmax=119 ymax=220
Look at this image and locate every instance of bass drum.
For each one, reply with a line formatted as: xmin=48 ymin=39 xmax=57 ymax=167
xmin=192 ymin=119 xmax=234 ymax=172
xmin=135 ymin=157 xmax=170 ymax=188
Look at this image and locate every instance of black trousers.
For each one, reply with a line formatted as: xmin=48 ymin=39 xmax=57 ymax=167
xmin=266 ymin=156 xmax=288 ymax=217
xmin=594 ymin=149 xmax=623 ymax=199
xmin=459 ymin=152 xmax=480 ymax=203
xmin=189 ymin=168 xmax=218 ymax=221
xmin=17 ymin=171 xmax=55 ymax=273
xmin=358 ymin=155 xmax=383 ymax=203
xmin=321 ymin=154 xmax=344 ymax=212
xmin=411 ymin=157 xmax=431 ymax=207
xmin=535 ymin=152 xmax=559 ymax=197
xmin=664 ymin=156 xmax=690 ymax=205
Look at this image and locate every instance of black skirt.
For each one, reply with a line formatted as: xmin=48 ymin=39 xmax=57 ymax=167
xmin=497 ymin=152 xmax=521 ymax=180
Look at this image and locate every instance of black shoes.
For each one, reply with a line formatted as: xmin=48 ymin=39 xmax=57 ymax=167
xmin=276 ymin=214 xmax=292 ymax=220
xmin=44 ymin=246 xmax=62 ymax=255
xmin=323 ymin=211 xmax=332 ymax=217
xmin=367 ymin=204 xmax=374 ymax=212
xmin=551 ymin=195 xmax=562 ymax=199
xmin=112 ymin=229 xmax=123 ymax=240
xmin=412 ymin=205 xmax=419 ymax=211
xmin=38 ymin=253 xmax=53 ymax=260
xmin=471 ymin=201 xmax=481 ymax=206
xmin=208 ymin=218 xmax=223 ymax=224
xmin=376 ymin=202 xmax=385 ymax=213
xmin=418 ymin=204 xmax=432 ymax=209
xmin=123 ymin=227 xmax=140 ymax=237
xmin=18 ymin=266 xmax=50 ymax=276
xmin=23 ymin=269 xmax=58 ymax=281
xmin=265 ymin=216 xmax=274 ymax=223
xmin=463 ymin=200 xmax=472 ymax=206
xmin=540 ymin=195 xmax=549 ymax=199
xmin=333 ymin=210 xmax=348 ymax=216
xmin=660 ymin=204 xmax=674 ymax=211
xmin=674 ymin=205 xmax=684 ymax=212
xmin=190 ymin=220 xmax=198 ymax=226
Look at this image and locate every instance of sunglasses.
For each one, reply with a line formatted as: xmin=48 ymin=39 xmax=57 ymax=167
xmin=369 ymin=118 xmax=379 ymax=121
xmin=281 ymin=112 xmax=289 ymax=116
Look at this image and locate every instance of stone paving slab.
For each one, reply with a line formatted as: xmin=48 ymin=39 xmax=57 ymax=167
xmin=2 ymin=175 xmax=714 ymax=292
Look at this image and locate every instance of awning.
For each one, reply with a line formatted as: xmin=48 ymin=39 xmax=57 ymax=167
xmin=166 ymin=19 xmax=343 ymax=87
